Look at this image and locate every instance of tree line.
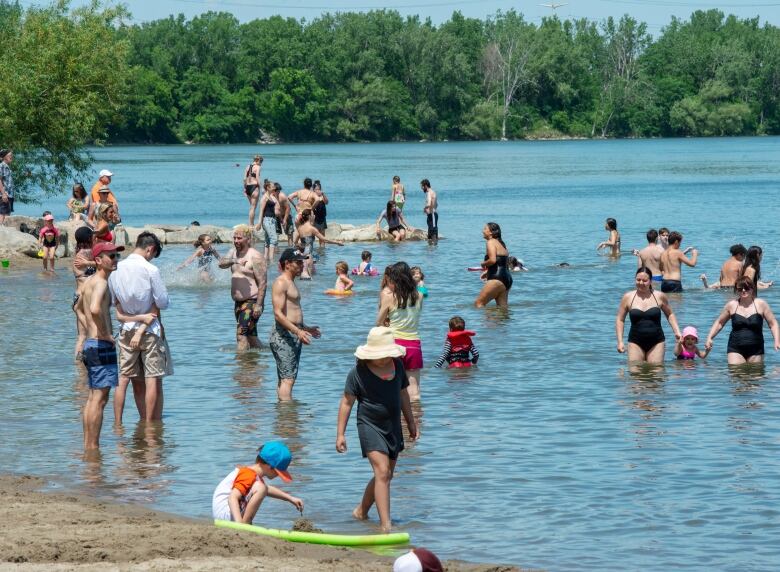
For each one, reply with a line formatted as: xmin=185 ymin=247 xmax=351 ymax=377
xmin=1 ymin=1 xmax=778 ymax=198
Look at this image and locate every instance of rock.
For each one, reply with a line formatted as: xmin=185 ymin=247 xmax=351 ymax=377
xmin=5 ymin=215 xmax=40 ymax=232
xmin=148 ymin=223 xmax=186 ymax=233
xmin=165 ymin=225 xmax=226 ymax=245
xmin=124 ymin=226 xmax=167 ymax=246
xmin=0 ymin=226 xmax=40 ymax=258
xmin=339 ymin=225 xmax=383 ymax=242
xmin=216 ymin=229 xmax=234 ymax=244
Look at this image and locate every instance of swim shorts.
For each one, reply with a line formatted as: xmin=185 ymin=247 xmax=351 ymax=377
xmin=82 ymin=338 xmax=118 ymax=390
xmin=118 ymin=329 xmax=169 ymax=378
xmin=269 ymin=322 xmax=303 ymax=381
xmin=652 ymin=275 xmax=663 ymax=282
xmin=395 ymin=338 xmax=423 ymax=370
xmin=661 ymin=279 xmax=683 ymax=293
xmin=262 ymin=216 xmax=278 ymax=247
xmin=0 ymin=197 xmax=13 ymax=215
xmin=235 ymin=298 xmax=260 ymax=337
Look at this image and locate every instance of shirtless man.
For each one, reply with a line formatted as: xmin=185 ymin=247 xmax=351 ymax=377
xmin=421 ymin=178 xmax=438 ymax=244
xmin=635 ymin=229 xmax=664 ymax=284
xmin=77 ymin=242 xmax=124 ymax=450
xmin=219 ymin=225 xmax=267 ymax=351
xmin=244 ymin=155 xmax=263 ymax=226
xmin=270 ymin=248 xmax=321 ymax=401
xmin=659 ymin=231 xmax=698 ymax=293
xmin=701 ymin=244 xmax=747 ymax=289
xmin=273 ymin=183 xmax=295 ymax=247
xmin=287 ymin=178 xmax=318 ymax=226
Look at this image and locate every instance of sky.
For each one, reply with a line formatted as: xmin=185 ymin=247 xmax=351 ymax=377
xmin=21 ymin=0 xmax=780 ymax=33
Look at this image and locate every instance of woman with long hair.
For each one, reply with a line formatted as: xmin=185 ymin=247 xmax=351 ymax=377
xmin=705 ymin=276 xmax=780 ymax=364
xmin=615 ymin=266 xmax=681 ymax=363
xmin=376 ymin=201 xmax=410 ymax=242
xmin=740 ymin=245 xmax=773 ymax=289
xmin=377 ymin=262 xmax=424 ymax=400
xmin=94 ymin=202 xmax=118 ymax=244
xmin=67 ymin=183 xmax=92 ymax=225
xmin=256 ymin=179 xmax=279 ymax=261
xmin=475 ymin=222 xmax=513 ymax=308
xmin=597 ymin=217 xmax=621 ymax=256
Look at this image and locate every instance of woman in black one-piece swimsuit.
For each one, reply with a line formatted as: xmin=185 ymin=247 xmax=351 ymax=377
xmin=616 ymin=267 xmax=682 ymax=363
xmin=704 ymin=277 xmax=780 ymax=365
xmin=475 ymin=222 xmax=513 ymax=308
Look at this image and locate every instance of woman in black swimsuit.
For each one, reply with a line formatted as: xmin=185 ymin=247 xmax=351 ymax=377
xmin=616 ymin=266 xmax=681 ymax=363
xmin=705 ymin=277 xmax=780 ymax=364
xmin=475 ymin=222 xmax=512 ymax=308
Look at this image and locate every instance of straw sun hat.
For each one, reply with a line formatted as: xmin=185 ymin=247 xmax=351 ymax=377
xmin=354 ymin=327 xmax=406 ymax=360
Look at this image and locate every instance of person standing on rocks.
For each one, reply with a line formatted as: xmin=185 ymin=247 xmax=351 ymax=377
xmin=270 ymin=248 xmax=320 ymax=401
xmin=312 ymin=180 xmax=329 ymax=247
xmin=0 ymin=149 xmax=15 ymax=225
xmin=244 ymin=155 xmax=263 ymax=226
xmin=275 ymin=183 xmax=295 ymax=247
xmin=421 ymin=179 xmax=438 ymax=244
xmin=288 ymin=178 xmax=317 ymax=226
xmin=90 ymin=169 xmax=118 ymax=214
xmin=78 ymin=242 xmax=124 ymax=450
xmin=109 ymin=232 xmax=171 ymax=423
xmin=219 ymin=225 xmax=267 ymax=351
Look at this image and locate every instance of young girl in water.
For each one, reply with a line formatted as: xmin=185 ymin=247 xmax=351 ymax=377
xmin=410 ymin=266 xmax=428 ymax=297
xmin=674 ymin=326 xmax=710 ymax=360
xmin=38 ymin=214 xmax=60 ymax=272
xmin=336 ymin=327 xmax=418 ymax=532
xmin=334 ymin=261 xmax=354 ymax=292
xmin=434 ymin=316 xmax=479 ymax=368
xmin=178 ymin=234 xmax=221 ymax=282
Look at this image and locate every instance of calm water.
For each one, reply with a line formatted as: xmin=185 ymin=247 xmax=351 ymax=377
xmin=3 ymin=138 xmax=780 ymax=571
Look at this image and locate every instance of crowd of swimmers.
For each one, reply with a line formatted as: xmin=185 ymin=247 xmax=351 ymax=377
xmin=601 ymin=218 xmax=779 ymax=366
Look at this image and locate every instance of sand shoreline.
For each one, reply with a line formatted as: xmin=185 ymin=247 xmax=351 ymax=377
xmin=0 ymin=475 xmax=520 ymax=571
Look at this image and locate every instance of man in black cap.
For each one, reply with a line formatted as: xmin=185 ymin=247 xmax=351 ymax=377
xmin=0 ymin=149 xmax=14 ymax=225
xmin=270 ymin=248 xmax=320 ymax=400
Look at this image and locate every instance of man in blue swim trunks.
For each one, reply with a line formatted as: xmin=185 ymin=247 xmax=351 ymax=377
xmin=77 ymin=242 xmax=124 ymax=450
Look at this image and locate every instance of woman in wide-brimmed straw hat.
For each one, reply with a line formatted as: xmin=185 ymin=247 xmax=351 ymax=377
xmin=335 ymin=327 xmax=418 ymax=533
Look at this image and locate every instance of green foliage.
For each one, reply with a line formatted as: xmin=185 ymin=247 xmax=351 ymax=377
xmin=0 ymin=0 xmax=129 ymax=200
xmin=3 ymin=1 xmax=779 ymax=182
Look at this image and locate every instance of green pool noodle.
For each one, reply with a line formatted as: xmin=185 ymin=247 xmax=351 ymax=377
xmin=214 ymin=519 xmax=410 ymax=546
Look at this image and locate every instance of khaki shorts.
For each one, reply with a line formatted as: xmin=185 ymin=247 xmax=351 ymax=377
xmin=118 ymin=329 xmax=170 ymax=379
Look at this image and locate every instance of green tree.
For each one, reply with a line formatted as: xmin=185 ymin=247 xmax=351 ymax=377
xmin=264 ymin=68 xmax=327 ymax=141
xmin=0 ymin=0 xmax=129 ymax=201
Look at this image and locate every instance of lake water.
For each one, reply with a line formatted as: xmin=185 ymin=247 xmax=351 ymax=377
xmin=3 ymin=138 xmax=780 ymax=570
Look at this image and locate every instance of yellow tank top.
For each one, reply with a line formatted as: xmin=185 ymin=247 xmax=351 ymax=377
xmin=388 ymin=298 xmax=423 ymax=340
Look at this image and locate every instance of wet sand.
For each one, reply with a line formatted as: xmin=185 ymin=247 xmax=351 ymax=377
xmin=0 ymin=475 xmax=521 ymax=571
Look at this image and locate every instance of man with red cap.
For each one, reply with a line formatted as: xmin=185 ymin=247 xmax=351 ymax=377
xmin=76 ymin=242 xmax=125 ymax=450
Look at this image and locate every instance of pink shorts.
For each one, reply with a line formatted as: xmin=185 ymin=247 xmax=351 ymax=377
xmin=395 ymin=338 xmax=423 ymax=371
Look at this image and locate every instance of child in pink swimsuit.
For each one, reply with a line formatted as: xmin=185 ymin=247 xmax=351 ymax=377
xmin=674 ymin=326 xmax=710 ymax=360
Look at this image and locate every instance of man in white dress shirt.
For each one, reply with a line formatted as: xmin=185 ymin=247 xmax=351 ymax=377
xmin=109 ymin=232 xmax=171 ymax=423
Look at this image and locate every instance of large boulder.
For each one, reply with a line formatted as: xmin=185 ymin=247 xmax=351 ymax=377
xmin=0 ymin=226 xmax=40 ymax=257
xmin=339 ymin=224 xmax=384 ymax=242
xmin=123 ymin=226 xmax=167 ymax=246
xmin=165 ymin=225 xmax=227 ymax=245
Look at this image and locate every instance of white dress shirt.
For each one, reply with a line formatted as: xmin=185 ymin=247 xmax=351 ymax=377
xmin=109 ymin=253 xmax=170 ymax=336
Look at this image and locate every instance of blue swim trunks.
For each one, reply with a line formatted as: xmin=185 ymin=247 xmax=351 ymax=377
xmin=82 ymin=339 xmax=118 ymax=390
xmin=652 ymin=275 xmax=663 ymax=282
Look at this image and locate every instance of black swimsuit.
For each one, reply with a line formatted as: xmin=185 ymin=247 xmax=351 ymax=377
xmin=727 ymin=302 xmax=764 ymax=359
xmin=485 ymin=254 xmax=513 ymax=291
xmin=262 ymin=197 xmax=277 ymax=219
xmin=627 ymin=292 xmax=665 ymax=353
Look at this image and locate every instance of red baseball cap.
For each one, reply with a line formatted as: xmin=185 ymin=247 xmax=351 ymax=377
xmin=92 ymin=242 xmax=125 ymax=258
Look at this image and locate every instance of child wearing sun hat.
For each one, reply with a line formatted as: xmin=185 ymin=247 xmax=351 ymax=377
xmin=212 ymin=441 xmax=303 ymax=524
xmin=336 ymin=327 xmax=418 ymax=533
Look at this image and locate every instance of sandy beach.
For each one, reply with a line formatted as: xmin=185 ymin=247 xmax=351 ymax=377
xmin=0 ymin=475 xmax=520 ymax=571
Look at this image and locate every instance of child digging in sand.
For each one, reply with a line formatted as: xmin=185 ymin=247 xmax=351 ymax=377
xmin=212 ymin=441 xmax=303 ymax=524
xmin=336 ymin=327 xmax=418 ymax=532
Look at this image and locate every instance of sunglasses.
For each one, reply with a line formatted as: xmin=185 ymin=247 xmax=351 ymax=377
xmin=738 ymin=287 xmax=753 ymax=292
xmin=102 ymin=252 xmax=121 ymax=260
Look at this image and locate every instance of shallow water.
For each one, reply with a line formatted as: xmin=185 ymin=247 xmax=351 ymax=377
xmin=3 ymin=138 xmax=780 ymax=570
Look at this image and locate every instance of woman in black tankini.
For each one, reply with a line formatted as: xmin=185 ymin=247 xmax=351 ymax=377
xmin=475 ymin=222 xmax=513 ymax=308
xmin=704 ymin=277 xmax=780 ymax=364
xmin=615 ymin=266 xmax=682 ymax=363
xmin=336 ymin=327 xmax=418 ymax=532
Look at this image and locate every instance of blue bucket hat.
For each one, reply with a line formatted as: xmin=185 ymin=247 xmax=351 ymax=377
xmin=258 ymin=441 xmax=292 ymax=482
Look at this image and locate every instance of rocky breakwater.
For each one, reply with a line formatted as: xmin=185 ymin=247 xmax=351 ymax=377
xmin=0 ymin=217 xmax=436 ymax=260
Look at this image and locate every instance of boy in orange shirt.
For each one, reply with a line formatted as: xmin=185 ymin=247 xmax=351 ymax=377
xmin=212 ymin=441 xmax=303 ymax=524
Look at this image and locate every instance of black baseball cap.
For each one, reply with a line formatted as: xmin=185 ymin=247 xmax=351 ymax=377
xmin=279 ymin=248 xmax=308 ymax=263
